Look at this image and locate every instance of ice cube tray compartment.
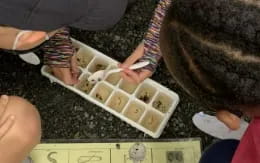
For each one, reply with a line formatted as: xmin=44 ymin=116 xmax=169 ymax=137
xmin=75 ymin=74 xmax=96 ymax=94
xmin=87 ymin=57 xmax=109 ymax=73
xmin=152 ymin=92 xmax=174 ymax=113
xmin=90 ymin=82 xmax=113 ymax=104
xmin=140 ymin=110 xmax=163 ymax=132
xmin=123 ymin=101 xmax=146 ymax=122
xmin=119 ymin=79 xmax=139 ymax=94
xmin=76 ymin=47 xmax=94 ymax=68
xmin=105 ymin=66 xmax=121 ymax=85
xmin=41 ymin=38 xmax=179 ymax=138
xmin=107 ymin=91 xmax=129 ymax=113
xmin=136 ymin=83 xmax=157 ymax=104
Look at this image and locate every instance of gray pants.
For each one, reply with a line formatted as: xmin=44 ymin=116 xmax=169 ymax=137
xmin=0 ymin=0 xmax=128 ymax=31
xmin=71 ymin=0 xmax=129 ymax=31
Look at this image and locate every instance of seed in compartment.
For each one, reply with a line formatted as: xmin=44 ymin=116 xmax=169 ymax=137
xmin=119 ymin=80 xmax=138 ymax=94
xmin=92 ymin=84 xmax=112 ymax=103
xmin=95 ymin=64 xmax=107 ymax=71
xmin=141 ymin=111 xmax=163 ymax=132
xmin=152 ymin=93 xmax=173 ymax=113
xmin=138 ymin=92 xmax=150 ymax=103
xmin=76 ymin=78 xmax=95 ymax=94
xmin=88 ymin=59 xmax=109 ymax=73
xmin=124 ymin=102 xmax=145 ymax=122
xmin=136 ymin=85 xmax=156 ymax=104
xmin=76 ymin=48 xmax=94 ymax=68
xmin=108 ymin=92 xmax=129 ymax=113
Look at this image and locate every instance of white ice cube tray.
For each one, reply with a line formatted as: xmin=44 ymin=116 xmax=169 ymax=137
xmin=41 ymin=39 xmax=180 ymax=138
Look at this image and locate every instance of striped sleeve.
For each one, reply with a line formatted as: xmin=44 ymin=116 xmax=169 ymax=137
xmin=41 ymin=28 xmax=76 ymax=68
xmin=139 ymin=0 xmax=172 ymax=72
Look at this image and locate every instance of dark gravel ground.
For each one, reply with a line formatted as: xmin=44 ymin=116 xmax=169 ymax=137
xmin=0 ymin=0 xmax=214 ymax=149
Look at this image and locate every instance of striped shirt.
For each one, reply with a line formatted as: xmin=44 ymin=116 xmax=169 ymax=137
xmin=139 ymin=0 xmax=172 ymax=72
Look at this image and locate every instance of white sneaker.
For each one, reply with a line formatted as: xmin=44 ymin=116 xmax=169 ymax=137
xmin=22 ymin=157 xmax=33 ymax=163
xmin=192 ymin=112 xmax=249 ymax=140
xmin=19 ymin=52 xmax=40 ymax=65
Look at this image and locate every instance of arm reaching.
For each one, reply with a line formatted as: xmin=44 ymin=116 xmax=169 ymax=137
xmin=140 ymin=0 xmax=172 ymax=72
xmin=121 ymin=0 xmax=172 ymax=83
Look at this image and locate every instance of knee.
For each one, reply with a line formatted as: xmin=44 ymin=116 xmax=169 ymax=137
xmin=4 ymin=96 xmax=41 ymax=147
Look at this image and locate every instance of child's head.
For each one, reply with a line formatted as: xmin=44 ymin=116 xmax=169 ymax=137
xmin=160 ymin=0 xmax=260 ymax=117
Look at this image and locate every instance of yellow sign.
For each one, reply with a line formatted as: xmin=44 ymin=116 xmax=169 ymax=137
xmin=30 ymin=140 xmax=201 ymax=163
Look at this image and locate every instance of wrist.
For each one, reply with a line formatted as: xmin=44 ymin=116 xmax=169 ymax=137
xmin=138 ymin=55 xmax=161 ymax=73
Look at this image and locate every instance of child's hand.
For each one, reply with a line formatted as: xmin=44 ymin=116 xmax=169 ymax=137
xmin=120 ymin=42 xmax=152 ymax=84
xmin=51 ymin=55 xmax=79 ymax=85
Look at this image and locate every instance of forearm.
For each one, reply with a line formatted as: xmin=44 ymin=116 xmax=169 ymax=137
xmin=140 ymin=0 xmax=172 ymax=72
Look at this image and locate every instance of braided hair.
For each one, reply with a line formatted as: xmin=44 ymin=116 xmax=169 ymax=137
xmin=160 ymin=0 xmax=260 ymax=110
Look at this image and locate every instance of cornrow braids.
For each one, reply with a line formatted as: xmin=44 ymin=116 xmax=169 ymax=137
xmin=160 ymin=0 xmax=260 ymax=110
